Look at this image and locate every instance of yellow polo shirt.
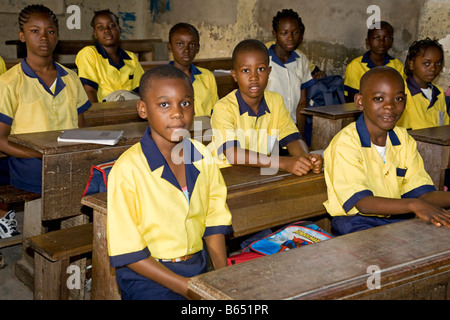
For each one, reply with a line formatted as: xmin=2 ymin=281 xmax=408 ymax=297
xmin=0 ymin=56 xmax=6 ymax=75
xmin=396 ymin=76 xmax=449 ymax=130
xmin=344 ymin=51 xmax=406 ymax=97
xmin=323 ymin=114 xmax=436 ymax=217
xmin=107 ymin=127 xmax=232 ymax=266
xmin=75 ymin=43 xmax=144 ymax=102
xmin=0 ymin=59 xmax=91 ymax=134
xmin=170 ymin=62 xmax=218 ymax=116
xmin=210 ymin=89 xmax=302 ymax=166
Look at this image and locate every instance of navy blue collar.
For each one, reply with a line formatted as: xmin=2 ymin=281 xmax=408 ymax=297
xmin=355 ymin=114 xmax=401 ymax=148
xmin=361 ymin=50 xmax=394 ymax=69
xmin=21 ymin=58 xmax=68 ymax=97
xmin=268 ymin=44 xmax=300 ymax=67
xmin=168 ymin=61 xmax=202 ymax=83
xmin=140 ymin=127 xmax=203 ymax=199
xmin=236 ymin=89 xmax=270 ymax=118
xmin=95 ymin=42 xmax=131 ymax=70
xmin=406 ymin=75 xmax=441 ymax=109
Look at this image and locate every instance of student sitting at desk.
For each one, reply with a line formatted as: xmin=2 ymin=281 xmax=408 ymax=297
xmin=107 ymin=65 xmax=232 ymax=300
xmin=210 ymin=39 xmax=322 ymax=176
xmin=396 ymin=38 xmax=449 ymax=130
xmin=344 ymin=21 xmax=405 ymax=103
xmin=324 ymin=66 xmax=450 ymax=236
xmin=265 ymin=9 xmax=316 ymax=136
xmin=167 ymin=22 xmax=219 ymax=116
xmin=75 ymin=9 xmax=144 ymax=103
xmin=0 ymin=5 xmax=91 ymax=237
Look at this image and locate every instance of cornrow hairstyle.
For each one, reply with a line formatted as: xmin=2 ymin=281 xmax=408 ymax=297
xmin=367 ymin=20 xmax=394 ymax=38
xmin=168 ymin=22 xmax=200 ymax=44
xmin=272 ymin=9 xmax=305 ymax=34
xmin=404 ymin=37 xmax=444 ymax=76
xmin=18 ymin=4 xmax=59 ymax=32
xmin=90 ymin=9 xmax=120 ymax=28
xmin=139 ymin=64 xmax=192 ymax=100
xmin=232 ymin=39 xmax=269 ymax=70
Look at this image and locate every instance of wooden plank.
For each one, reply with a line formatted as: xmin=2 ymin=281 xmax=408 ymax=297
xmin=409 ymin=125 xmax=450 ymax=146
xmin=301 ymin=103 xmax=361 ymax=120
xmin=29 ymin=223 xmax=93 ymax=262
xmin=140 ymin=57 xmax=233 ymax=72
xmin=188 ymin=219 xmax=450 ymax=300
xmin=0 ymin=185 xmax=40 ymax=204
xmin=84 ymin=100 xmax=144 ymax=127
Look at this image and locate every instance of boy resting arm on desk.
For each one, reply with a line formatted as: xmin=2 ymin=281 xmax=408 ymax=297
xmin=324 ymin=66 xmax=450 ymax=236
xmin=210 ymin=39 xmax=322 ymax=176
xmin=107 ymin=65 xmax=232 ymax=300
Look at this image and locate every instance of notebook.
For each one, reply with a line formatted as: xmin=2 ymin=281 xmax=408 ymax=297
xmin=57 ymin=129 xmax=124 ymax=146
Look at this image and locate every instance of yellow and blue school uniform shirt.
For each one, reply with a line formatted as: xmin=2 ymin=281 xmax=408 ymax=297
xmin=75 ymin=42 xmax=144 ymax=102
xmin=266 ymin=45 xmax=316 ymax=123
xmin=344 ymin=51 xmax=406 ymax=98
xmin=323 ymin=114 xmax=436 ymax=217
xmin=0 ymin=59 xmax=91 ymax=193
xmin=396 ymin=76 xmax=449 ymax=130
xmin=169 ymin=61 xmax=218 ymax=116
xmin=0 ymin=56 xmax=6 ymax=75
xmin=210 ymin=89 xmax=302 ymax=167
xmin=107 ymin=127 xmax=233 ymax=266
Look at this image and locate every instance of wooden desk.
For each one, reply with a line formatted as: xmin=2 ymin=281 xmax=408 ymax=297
xmin=5 ymin=39 xmax=162 ymax=61
xmin=301 ymin=103 xmax=361 ymax=150
xmin=81 ymin=168 xmax=327 ymax=299
xmin=189 ymin=219 xmax=450 ymax=300
xmin=140 ymin=57 xmax=233 ymax=72
xmin=409 ymin=125 xmax=450 ymax=190
xmin=213 ymin=71 xmax=238 ymax=99
xmin=83 ymin=100 xmax=144 ymax=127
xmin=8 ymin=118 xmax=210 ymax=290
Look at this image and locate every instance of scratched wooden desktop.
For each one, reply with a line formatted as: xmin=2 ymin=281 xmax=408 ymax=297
xmin=81 ymin=168 xmax=328 ymax=299
xmin=409 ymin=125 xmax=450 ymax=191
xmin=8 ymin=117 xmax=210 ymax=289
xmin=301 ymin=103 xmax=362 ymax=150
xmin=188 ymin=219 xmax=450 ymax=300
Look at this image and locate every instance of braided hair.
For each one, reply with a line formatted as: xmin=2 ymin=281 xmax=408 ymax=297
xmin=18 ymin=4 xmax=59 ymax=32
xmin=90 ymin=9 xmax=120 ymax=28
xmin=272 ymin=9 xmax=304 ymax=34
xmin=404 ymin=38 xmax=444 ymax=76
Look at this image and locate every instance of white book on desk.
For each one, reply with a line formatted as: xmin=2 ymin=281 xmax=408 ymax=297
xmin=57 ymin=129 xmax=124 ymax=145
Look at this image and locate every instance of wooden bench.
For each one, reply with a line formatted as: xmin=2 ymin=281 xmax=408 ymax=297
xmin=0 ymin=185 xmax=40 ymax=249
xmin=29 ymin=223 xmax=93 ymax=300
xmin=81 ymin=167 xmax=328 ymax=300
xmin=83 ymin=99 xmax=144 ymax=127
xmin=301 ymin=103 xmax=362 ymax=150
xmin=6 ymin=39 xmax=162 ymax=62
xmin=409 ymin=125 xmax=450 ymax=191
xmin=188 ymin=219 xmax=450 ymax=300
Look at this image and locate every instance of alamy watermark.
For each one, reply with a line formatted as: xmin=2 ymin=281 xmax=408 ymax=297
xmin=366 ymin=265 xmax=381 ymax=290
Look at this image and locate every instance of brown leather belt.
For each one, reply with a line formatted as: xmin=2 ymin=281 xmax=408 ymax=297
xmin=156 ymin=253 xmax=195 ymax=263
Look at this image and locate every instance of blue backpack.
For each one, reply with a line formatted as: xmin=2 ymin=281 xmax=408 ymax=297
xmin=305 ymin=75 xmax=346 ymax=146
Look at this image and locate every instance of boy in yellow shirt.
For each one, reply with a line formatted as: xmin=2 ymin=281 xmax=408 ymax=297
xmin=324 ymin=66 xmax=450 ymax=235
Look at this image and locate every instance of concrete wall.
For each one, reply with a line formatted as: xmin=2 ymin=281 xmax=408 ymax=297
xmin=0 ymin=0 xmax=448 ymax=87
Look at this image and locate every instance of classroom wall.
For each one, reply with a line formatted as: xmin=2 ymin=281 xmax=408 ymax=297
xmin=0 ymin=0 xmax=448 ymax=87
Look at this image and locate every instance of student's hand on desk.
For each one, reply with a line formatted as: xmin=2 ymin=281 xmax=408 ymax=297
xmin=412 ymin=200 xmax=450 ymax=228
xmin=309 ymin=153 xmax=323 ymax=173
xmin=280 ymin=155 xmax=313 ymax=176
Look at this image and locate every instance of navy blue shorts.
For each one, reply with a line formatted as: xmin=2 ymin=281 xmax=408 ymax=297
xmin=0 ymin=157 xmax=10 ymax=185
xmin=115 ymin=250 xmax=208 ymax=300
xmin=8 ymin=157 xmax=42 ymax=194
xmin=331 ymin=213 xmax=415 ymax=236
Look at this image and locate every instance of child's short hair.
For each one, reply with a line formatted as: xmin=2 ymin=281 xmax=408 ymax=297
xmin=90 ymin=9 xmax=120 ymax=28
xmin=272 ymin=9 xmax=304 ymax=34
xmin=232 ymin=39 xmax=269 ymax=69
xmin=360 ymin=66 xmax=404 ymax=95
xmin=168 ymin=22 xmax=200 ymax=44
xmin=367 ymin=21 xmax=394 ymax=38
xmin=139 ymin=65 xmax=193 ymax=100
xmin=19 ymin=4 xmax=59 ymax=32
xmin=404 ymin=38 xmax=444 ymax=76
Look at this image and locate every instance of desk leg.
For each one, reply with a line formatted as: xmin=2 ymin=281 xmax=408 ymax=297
xmin=416 ymin=141 xmax=449 ymax=191
xmin=13 ymin=198 xmax=45 ymax=290
xmin=92 ymin=209 xmax=121 ymax=300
